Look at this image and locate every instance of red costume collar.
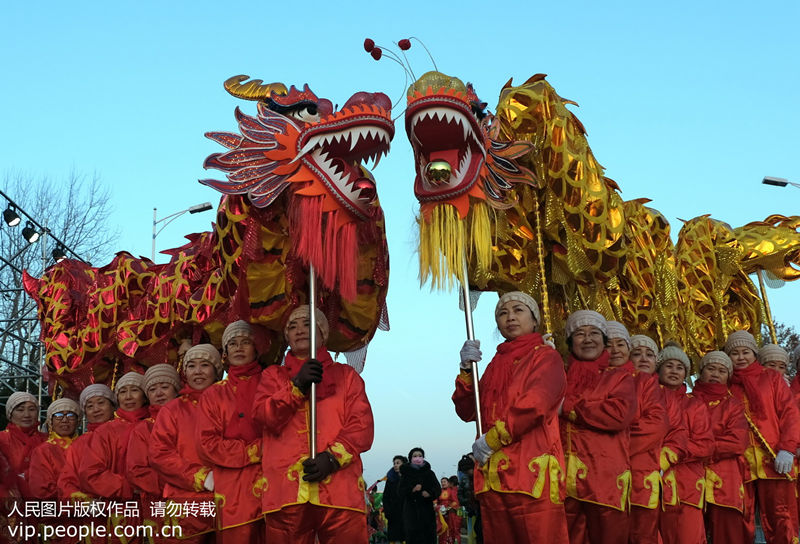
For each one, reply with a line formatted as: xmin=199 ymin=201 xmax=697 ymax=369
xmin=691 ymin=381 xmax=729 ymax=402
xmin=179 ymin=384 xmax=206 ymax=402
xmin=228 ymin=360 xmax=262 ymax=379
xmin=565 ymin=350 xmax=612 ymax=395
xmin=115 ymin=406 xmax=150 ymax=423
xmin=5 ymin=422 xmax=41 ymax=437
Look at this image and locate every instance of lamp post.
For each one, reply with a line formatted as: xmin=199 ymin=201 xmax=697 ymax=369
xmin=758 ymin=175 xmax=796 ymax=343
xmin=762 ymin=176 xmax=800 ymax=189
xmin=152 ymin=202 xmax=213 ymax=261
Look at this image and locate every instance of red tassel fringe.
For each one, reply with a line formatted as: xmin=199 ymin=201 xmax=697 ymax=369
xmin=289 ymin=196 xmax=358 ymax=301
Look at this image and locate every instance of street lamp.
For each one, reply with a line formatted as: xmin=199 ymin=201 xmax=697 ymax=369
xmin=762 ymin=176 xmax=800 ymax=189
xmin=152 ymin=202 xmax=213 ymax=261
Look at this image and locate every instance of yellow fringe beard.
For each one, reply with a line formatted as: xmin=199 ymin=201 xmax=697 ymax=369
xmin=418 ymin=201 xmax=493 ymax=289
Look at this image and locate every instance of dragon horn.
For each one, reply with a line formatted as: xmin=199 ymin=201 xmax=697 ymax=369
xmin=224 ymin=75 xmax=288 ymax=101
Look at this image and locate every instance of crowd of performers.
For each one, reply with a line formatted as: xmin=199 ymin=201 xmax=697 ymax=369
xmin=453 ymin=292 xmax=800 ymax=544
xmin=1 ymin=306 xmax=372 ymax=544
xmin=1 ymin=292 xmax=799 ymax=544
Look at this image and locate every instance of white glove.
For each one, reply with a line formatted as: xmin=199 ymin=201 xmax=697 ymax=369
xmin=775 ymin=450 xmax=794 ymax=474
xmin=203 ymin=471 xmax=215 ymax=491
xmin=472 ymin=434 xmax=494 ymax=466
xmin=460 ymin=340 xmax=482 ymax=370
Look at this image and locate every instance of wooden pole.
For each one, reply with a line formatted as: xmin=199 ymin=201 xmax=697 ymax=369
xmin=461 ymin=255 xmax=484 ymax=436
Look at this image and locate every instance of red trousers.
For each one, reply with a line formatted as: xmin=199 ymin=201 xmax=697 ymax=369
xmin=628 ymin=505 xmax=659 ymax=543
xmin=705 ymin=504 xmax=747 ymax=544
xmin=564 ymin=497 xmax=627 ymax=544
xmin=743 ymin=479 xmax=799 ymax=544
xmin=438 ymin=510 xmax=461 ymax=544
xmin=218 ymin=519 xmax=264 ymax=544
xmin=659 ymin=503 xmax=705 ymax=544
xmin=264 ymin=504 xmax=367 ymax=544
xmin=479 ymin=491 xmax=567 ymax=544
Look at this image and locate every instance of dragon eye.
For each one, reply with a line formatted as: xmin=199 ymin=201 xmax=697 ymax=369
xmin=291 ymin=105 xmax=320 ymax=123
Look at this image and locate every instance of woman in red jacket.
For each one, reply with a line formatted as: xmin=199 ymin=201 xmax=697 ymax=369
xmin=27 ymin=398 xmax=81 ymax=543
xmin=58 ymin=384 xmax=116 ymax=501
xmin=27 ymin=398 xmax=81 ymax=499
xmin=454 ymin=292 xmax=568 ymax=543
xmin=0 ymin=391 xmax=46 ymax=498
xmin=657 ymin=343 xmax=713 ymax=544
xmin=255 ymin=305 xmax=373 ymax=543
xmin=196 ymin=320 xmax=265 ymax=544
xmin=692 ymin=350 xmax=749 ymax=544
xmin=126 ymin=364 xmax=180 ymax=499
xmin=606 ymin=324 xmax=667 ymax=544
xmin=726 ymin=330 xmax=800 ymax=544
xmin=149 ymin=344 xmax=222 ymax=543
xmin=78 ymin=371 xmax=149 ymax=542
xmin=437 ymin=476 xmax=461 ymax=544
xmin=560 ymin=311 xmax=636 ymax=544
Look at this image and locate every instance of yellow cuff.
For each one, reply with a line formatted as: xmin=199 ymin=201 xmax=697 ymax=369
xmin=291 ymin=383 xmax=306 ymax=398
xmin=485 ymin=421 xmax=512 ymax=451
xmin=660 ymin=447 xmax=678 ymax=472
xmin=329 ymin=442 xmax=354 ymax=468
xmin=193 ymin=466 xmax=212 ymax=492
xmin=69 ymin=492 xmax=91 ymax=502
xmin=458 ymin=369 xmax=473 ymax=385
xmin=247 ymin=442 xmax=261 ymax=464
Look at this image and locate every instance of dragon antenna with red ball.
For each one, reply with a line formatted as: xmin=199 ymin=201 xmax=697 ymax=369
xmin=364 ymin=37 xmax=438 ymax=117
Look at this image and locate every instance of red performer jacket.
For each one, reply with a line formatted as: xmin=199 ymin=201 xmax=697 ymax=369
xmin=0 ymin=423 xmax=48 ymax=497
xmin=453 ymin=333 xmax=566 ymax=504
xmin=254 ymin=348 xmax=374 ymax=515
xmin=57 ymin=421 xmax=107 ymax=500
xmin=78 ymin=407 xmax=149 ymax=498
xmin=437 ymin=487 xmax=460 ymax=512
xmin=660 ymin=384 xmax=689 ymax=507
xmin=149 ymin=386 xmax=216 ymax=537
xmin=790 ymin=375 xmax=800 ymax=406
xmin=628 ymin=371 xmax=668 ymax=509
xmin=126 ymin=405 xmax=167 ymax=498
xmin=27 ymin=432 xmax=76 ymax=499
xmin=664 ymin=386 xmax=713 ymax=508
xmin=559 ymin=353 xmax=637 ymax=511
xmin=195 ymin=361 xmax=264 ymax=529
xmin=692 ymin=382 xmax=748 ymax=512
xmin=731 ymin=362 xmax=800 ymax=481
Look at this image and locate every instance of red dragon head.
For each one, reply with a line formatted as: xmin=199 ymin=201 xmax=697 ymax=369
xmin=202 ymin=75 xmax=394 ymax=223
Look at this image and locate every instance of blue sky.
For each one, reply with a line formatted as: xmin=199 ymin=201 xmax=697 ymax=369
xmin=2 ymin=1 xmax=799 ymax=482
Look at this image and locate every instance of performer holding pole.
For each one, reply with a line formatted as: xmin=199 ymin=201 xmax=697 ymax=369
xmin=255 ymin=304 xmax=374 ymax=542
xmin=726 ymin=330 xmax=800 ymax=543
xmin=452 ymin=292 xmax=569 ymax=543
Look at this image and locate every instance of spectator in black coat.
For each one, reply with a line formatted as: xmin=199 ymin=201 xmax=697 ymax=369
xmin=457 ymin=452 xmax=483 ymax=543
xmin=399 ymin=447 xmax=441 ymax=544
xmin=383 ymin=455 xmax=407 ymax=543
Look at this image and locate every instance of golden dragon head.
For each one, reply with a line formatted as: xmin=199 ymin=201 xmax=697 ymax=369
xmin=406 ymin=71 xmax=535 ymax=220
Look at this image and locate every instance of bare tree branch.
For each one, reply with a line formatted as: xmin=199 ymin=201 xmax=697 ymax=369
xmin=0 ymin=170 xmax=120 ymax=414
